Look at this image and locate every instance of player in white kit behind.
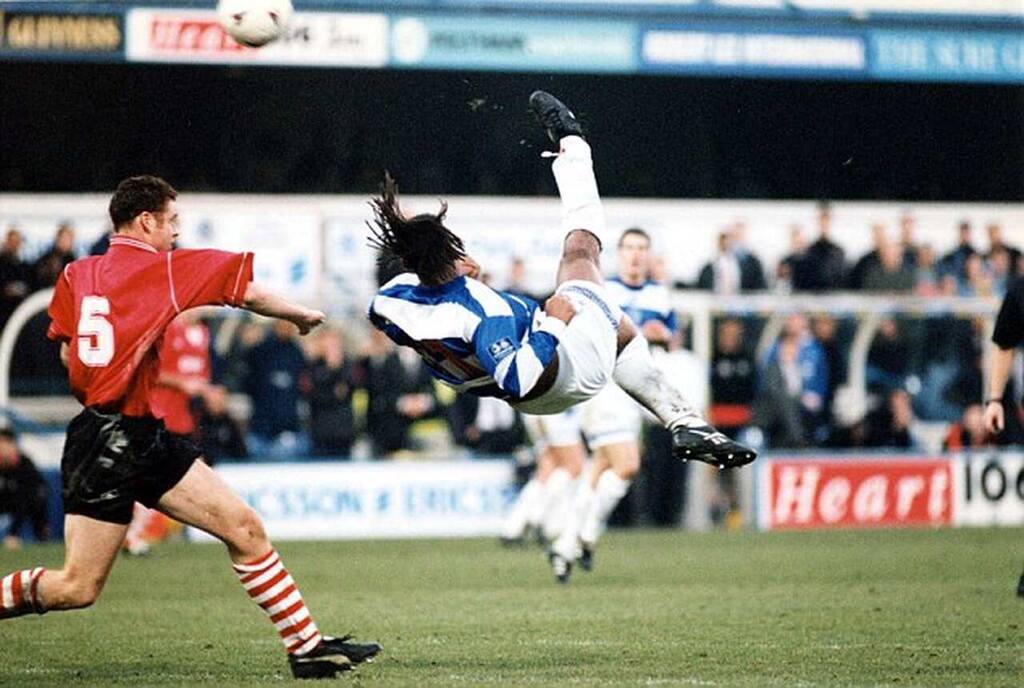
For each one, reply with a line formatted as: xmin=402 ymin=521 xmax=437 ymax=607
xmin=548 ymin=228 xmax=681 ymax=581
xmin=500 ymin=408 xmax=586 ymax=545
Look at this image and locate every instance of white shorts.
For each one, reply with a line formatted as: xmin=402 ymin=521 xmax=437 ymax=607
xmin=580 ymin=382 xmax=641 ymax=449
xmin=512 ymin=280 xmax=621 ymax=416
xmin=522 ymin=407 xmax=583 ymax=453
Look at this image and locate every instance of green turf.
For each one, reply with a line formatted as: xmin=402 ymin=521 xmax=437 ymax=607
xmin=1 ymin=528 xmax=1021 ymax=687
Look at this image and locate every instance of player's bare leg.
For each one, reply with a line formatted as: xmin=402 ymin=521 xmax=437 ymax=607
xmin=0 ymin=515 xmax=127 ymax=619
xmin=157 ymin=460 xmax=381 ymax=678
xmin=533 ymin=90 xmax=755 ymax=469
xmin=539 ymin=442 xmax=586 ymax=542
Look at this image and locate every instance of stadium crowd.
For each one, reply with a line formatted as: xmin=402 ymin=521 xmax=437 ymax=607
xmin=0 ymin=205 xmax=1017 ymax=466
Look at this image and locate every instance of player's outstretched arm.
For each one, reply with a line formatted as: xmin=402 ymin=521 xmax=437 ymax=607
xmin=242 ymin=282 xmax=325 ymax=335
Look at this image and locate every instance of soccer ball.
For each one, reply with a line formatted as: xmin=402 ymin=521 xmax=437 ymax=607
xmin=217 ymin=0 xmax=293 ymax=48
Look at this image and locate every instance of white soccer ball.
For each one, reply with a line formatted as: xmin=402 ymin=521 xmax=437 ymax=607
xmin=217 ymin=0 xmax=293 ymax=48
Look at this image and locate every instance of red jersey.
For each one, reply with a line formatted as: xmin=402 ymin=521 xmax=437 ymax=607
xmin=150 ymin=317 xmax=211 ymax=434
xmin=47 ymin=235 xmax=253 ymax=417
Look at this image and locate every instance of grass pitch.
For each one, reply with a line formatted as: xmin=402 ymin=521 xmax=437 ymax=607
xmin=0 ymin=528 xmax=1021 ymax=687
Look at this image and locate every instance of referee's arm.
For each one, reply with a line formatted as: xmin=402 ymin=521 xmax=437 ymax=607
xmin=985 ymin=281 xmax=1024 ymax=433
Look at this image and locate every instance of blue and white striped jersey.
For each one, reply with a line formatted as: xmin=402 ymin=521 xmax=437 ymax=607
xmin=605 ymin=277 xmax=678 ymax=333
xmin=368 ymin=273 xmax=565 ymax=401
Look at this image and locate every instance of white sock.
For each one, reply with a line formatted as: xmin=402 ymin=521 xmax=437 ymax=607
xmin=502 ymin=477 xmax=544 ymax=539
xmin=552 ymin=479 xmax=595 ymax=560
xmin=579 ymin=470 xmax=631 ymax=546
xmin=526 ymin=476 xmax=548 ymax=529
xmin=540 ymin=468 xmax=572 ymax=541
xmin=552 ymin=136 xmax=605 ymax=237
xmin=612 ymin=334 xmax=703 ymax=429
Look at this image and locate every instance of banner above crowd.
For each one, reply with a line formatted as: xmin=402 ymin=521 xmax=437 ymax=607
xmin=2 ymin=1 xmax=1023 ymax=82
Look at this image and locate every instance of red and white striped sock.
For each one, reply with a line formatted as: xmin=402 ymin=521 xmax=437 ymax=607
xmin=233 ymin=550 xmax=322 ymax=655
xmin=0 ymin=567 xmax=45 ymax=620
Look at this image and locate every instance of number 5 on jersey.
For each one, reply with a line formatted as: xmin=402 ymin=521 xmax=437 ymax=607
xmin=78 ymin=296 xmax=114 ymax=367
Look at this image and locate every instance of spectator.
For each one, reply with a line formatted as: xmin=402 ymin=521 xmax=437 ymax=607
xmin=862 ymin=238 xmax=915 ymax=292
xmin=755 ymin=332 xmax=810 ymax=448
xmin=307 ymin=329 xmax=358 ymax=458
xmin=959 ymin=253 xmax=993 ymax=297
xmin=709 ymin=318 xmax=756 ymax=433
xmin=360 ymin=329 xmax=438 ymax=457
xmin=938 ymin=219 xmax=977 ymax=281
xmin=988 ymin=248 xmax=1013 ymax=298
xmin=195 ymin=385 xmax=248 ymax=463
xmin=33 ymin=221 xmax=76 ymax=288
xmin=697 ymin=230 xmax=741 ymax=295
xmin=731 ymin=221 xmax=767 ymax=290
xmin=812 ymin=314 xmax=846 ymax=427
xmin=0 ymin=227 xmax=31 ymax=330
xmin=0 ymin=428 xmax=48 ymax=548
xmin=898 ymin=210 xmax=918 ymax=267
xmin=792 ymin=203 xmax=846 ymax=291
xmin=214 ymin=320 xmax=264 ymax=392
xmin=986 ymin=222 xmax=1021 ymax=276
xmin=866 ymin=389 xmax=916 ymax=449
xmin=448 ymin=394 xmax=525 ymax=455
xmin=945 ymin=316 xmax=986 ymax=411
xmin=774 ymin=224 xmax=806 ymax=293
xmin=245 ymin=320 xmax=308 ymax=458
xmin=866 ymin=318 xmax=909 ymax=393
xmin=848 ymin=223 xmax=886 ymax=290
xmin=757 ymin=314 xmax=829 ymax=446
xmin=913 ymin=244 xmax=941 ymax=296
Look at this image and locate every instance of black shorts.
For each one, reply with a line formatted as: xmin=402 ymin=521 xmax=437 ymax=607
xmin=61 ymin=408 xmax=202 ymax=525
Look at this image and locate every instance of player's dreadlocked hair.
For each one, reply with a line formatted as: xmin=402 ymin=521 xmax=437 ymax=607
xmin=367 ymin=174 xmax=466 ymax=286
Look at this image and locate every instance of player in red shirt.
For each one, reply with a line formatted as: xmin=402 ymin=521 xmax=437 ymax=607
xmin=0 ymin=176 xmax=379 ymax=678
xmin=151 ymin=312 xmax=212 ymax=436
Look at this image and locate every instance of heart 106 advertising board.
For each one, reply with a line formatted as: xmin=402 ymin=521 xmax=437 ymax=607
xmin=757 ymin=453 xmax=1024 ymax=530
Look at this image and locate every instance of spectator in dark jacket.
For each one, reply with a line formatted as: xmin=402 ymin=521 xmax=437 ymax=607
xmin=731 ymin=221 xmax=767 ymax=291
xmin=245 ymin=320 xmax=308 ymax=456
xmin=862 ymin=239 xmax=915 ymax=292
xmin=848 ymin=223 xmax=886 ymax=290
xmin=0 ymin=227 xmax=31 ymax=331
xmin=709 ymin=318 xmax=756 ymax=433
xmin=866 ymin=318 xmax=909 ymax=393
xmin=792 ymin=203 xmax=846 ymax=291
xmin=697 ymin=231 xmax=742 ymax=295
xmin=195 ymin=386 xmax=248 ymax=463
xmin=360 ymin=329 xmax=438 ymax=457
xmin=938 ymin=219 xmax=977 ymax=281
xmin=33 ymin=222 xmax=76 ymax=288
xmin=0 ymin=429 xmax=49 ymax=548
xmin=307 ymin=329 xmax=358 ymax=458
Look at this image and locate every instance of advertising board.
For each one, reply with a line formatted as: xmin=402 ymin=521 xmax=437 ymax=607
xmin=0 ymin=10 xmax=122 ymax=60
xmin=189 ymin=460 xmax=516 ymax=540
xmin=758 ymin=457 xmax=953 ymax=530
xmin=125 ymin=8 xmax=387 ymax=67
